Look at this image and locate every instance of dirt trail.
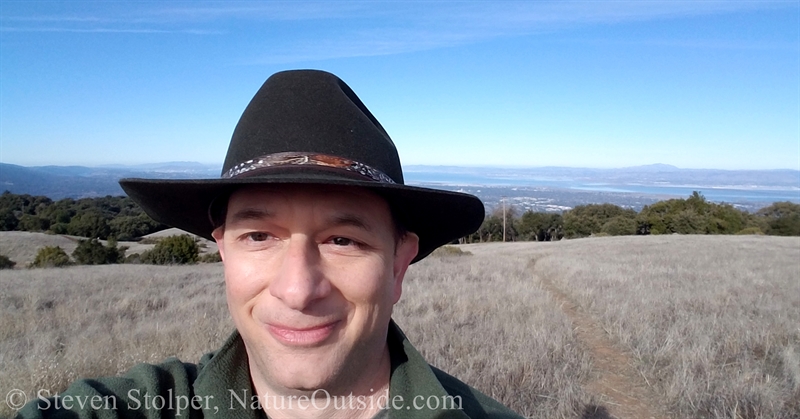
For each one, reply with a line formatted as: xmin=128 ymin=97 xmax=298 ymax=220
xmin=537 ymin=274 xmax=671 ymax=419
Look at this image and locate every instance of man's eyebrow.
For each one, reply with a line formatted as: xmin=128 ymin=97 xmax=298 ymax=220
xmin=328 ymin=213 xmax=373 ymax=232
xmin=228 ymin=208 xmax=274 ymax=223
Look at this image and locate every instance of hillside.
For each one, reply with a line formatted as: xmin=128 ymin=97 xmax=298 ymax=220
xmin=0 ymin=229 xmax=217 ymax=266
xmin=0 ymin=162 xmax=219 ymax=199
xmin=1 ymin=235 xmax=798 ymax=418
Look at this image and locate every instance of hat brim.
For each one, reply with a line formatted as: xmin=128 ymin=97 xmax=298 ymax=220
xmin=119 ymin=171 xmax=484 ymax=263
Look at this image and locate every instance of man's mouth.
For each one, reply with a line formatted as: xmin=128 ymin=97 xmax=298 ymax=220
xmin=266 ymin=321 xmax=340 ymax=346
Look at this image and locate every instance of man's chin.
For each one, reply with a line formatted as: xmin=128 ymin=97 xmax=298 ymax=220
xmin=270 ymin=371 xmax=338 ymax=394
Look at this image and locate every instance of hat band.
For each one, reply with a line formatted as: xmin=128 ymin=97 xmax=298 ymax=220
xmin=222 ymin=152 xmax=396 ymax=184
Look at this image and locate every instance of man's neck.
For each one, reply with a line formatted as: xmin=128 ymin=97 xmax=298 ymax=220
xmin=251 ymin=345 xmax=392 ymax=419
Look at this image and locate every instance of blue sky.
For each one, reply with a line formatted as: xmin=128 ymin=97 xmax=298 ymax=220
xmin=1 ymin=1 xmax=798 ymax=170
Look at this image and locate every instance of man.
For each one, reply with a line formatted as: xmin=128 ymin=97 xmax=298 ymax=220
xmin=17 ymin=70 xmax=522 ymax=418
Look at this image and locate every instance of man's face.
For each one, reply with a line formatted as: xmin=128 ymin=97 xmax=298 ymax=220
xmin=213 ymin=184 xmax=418 ymax=394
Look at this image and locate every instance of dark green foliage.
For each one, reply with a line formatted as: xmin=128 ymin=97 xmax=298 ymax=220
xmin=141 ymin=235 xmax=199 ymax=265
xmin=462 ymin=192 xmax=798 ymax=242
xmin=199 ymin=251 xmax=222 ymax=263
xmin=638 ymin=192 xmax=758 ymax=235
xmin=479 ymin=215 xmax=505 ymax=242
xmin=29 ymin=246 xmax=72 ymax=268
xmin=49 ymin=222 xmax=69 ymax=234
xmin=472 ymin=206 xmax=519 ymax=242
xmin=72 ymin=238 xmax=124 ymax=265
xmin=563 ymin=204 xmax=637 ymax=238
xmin=38 ymin=198 xmax=76 ymax=226
xmin=0 ymin=191 xmax=53 ymax=217
xmin=431 ymin=246 xmax=472 ymax=256
xmin=66 ymin=210 xmax=111 ymax=239
xmin=0 ymin=192 xmax=164 ymax=240
xmin=756 ymin=202 xmax=800 ymax=236
xmin=110 ymin=214 xmax=163 ymax=241
xmin=0 ymin=208 xmax=19 ymax=231
xmin=601 ymin=216 xmax=637 ymax=236
xmin=0 ymin=254 xmax=16 ymax=269
xmin=470 ymin=213 xmax=515 ymax=242
xmin=18 ymin=214 xmax=50 ymax=231
xmin=517 ymin=211 xmax=563 ymax=241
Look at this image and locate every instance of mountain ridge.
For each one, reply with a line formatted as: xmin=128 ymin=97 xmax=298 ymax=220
xmin=1 ymin=162 xmax=798 ymax=201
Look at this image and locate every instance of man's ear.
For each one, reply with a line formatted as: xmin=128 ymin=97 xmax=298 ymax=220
xmin=392 ymin=232 xmax=419 ymax=304
xmin=211 ymin=226 xmax=226 ymax=261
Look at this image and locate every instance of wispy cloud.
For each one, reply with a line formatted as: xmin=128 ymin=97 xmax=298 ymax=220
xmin=2 ymin=1 xmax=794 ymax=59
xmin=5 ymin=15 xmax=112 ymax=23
xmin=146 ymin=2 xmax=367 ymax=22
xmin=0 ymin=27 xmax=222 ymax=34
xmin=237 ymin=1 xmax=795 ymax=64
xmin=556 ymin=37 xmax=799 ymax=51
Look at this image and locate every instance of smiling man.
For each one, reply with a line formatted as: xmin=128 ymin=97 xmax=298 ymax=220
xmin=17 ymin=70 xmax=522 ymax=419
xmin=216 ymin=185 xmax=417 ymax=417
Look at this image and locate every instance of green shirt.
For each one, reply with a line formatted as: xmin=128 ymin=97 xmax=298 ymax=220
xmin=16 ymin=321 xmax=522 ymax=419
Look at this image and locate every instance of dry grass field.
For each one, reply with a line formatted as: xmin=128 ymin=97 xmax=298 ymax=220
xmin=0 ymin=229 xmax=217 ymax=267
xmin=1 ymin=234 xmax=798 ymax=418
xmin=0 ymin=232 xmax=81 ymax=266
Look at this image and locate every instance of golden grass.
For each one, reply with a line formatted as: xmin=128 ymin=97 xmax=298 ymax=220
xmin=0 ymin=230 xmax=218 ymax=267
xmin=464 ymin=235 xmax=800 ymax=419
xmin=0 ymin=232 xmax=79 ymax=266
xmin=1 ymin=235 xmax=798 ymax=418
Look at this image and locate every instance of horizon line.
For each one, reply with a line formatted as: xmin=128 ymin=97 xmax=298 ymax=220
xmin=1 ymin=161 xmax=799 ymax=172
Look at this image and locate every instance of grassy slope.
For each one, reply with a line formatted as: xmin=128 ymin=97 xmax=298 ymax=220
xmin=1 ymin=235 xmax=798 ymax=418
xmin=0 ymin=230 xmax=218 ymax=267
xmin=0 ymin=232 xmax=80 ymax=266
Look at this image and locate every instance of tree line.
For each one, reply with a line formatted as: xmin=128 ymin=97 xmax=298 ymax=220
xmin=1 ymin=190 xmax=798 ymax=261
xmin=0 ymin=191 xmax=165 ymax=240
xmin=0 ymin=191 xmax=222 ymax=268
xmin=466 ymin=192 xmax=800 ymax=242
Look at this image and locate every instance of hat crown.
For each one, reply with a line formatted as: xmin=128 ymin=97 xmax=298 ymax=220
xmin=222 ymin=70 xmax=404 ymax=184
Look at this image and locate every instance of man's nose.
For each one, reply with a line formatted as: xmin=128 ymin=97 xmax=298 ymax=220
xmin=270 ymin=236 xmax=331 ymax=310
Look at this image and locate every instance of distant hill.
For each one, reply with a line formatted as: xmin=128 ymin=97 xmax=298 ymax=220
xmin=0 ymin=162 xmax=219 ymax=199
xmin=1 ymin=162 xmax=797 ymax=208
xmin=403 ymin=164 xmax=800 ymax=188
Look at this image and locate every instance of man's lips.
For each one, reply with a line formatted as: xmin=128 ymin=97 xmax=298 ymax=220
xmin=266 ymin=321 xmax=340 ymax=346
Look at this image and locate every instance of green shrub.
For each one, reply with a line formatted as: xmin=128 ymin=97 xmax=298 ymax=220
xmin=199 ymin=251 xmax=222 ymax=263
xmin=72 ymin=238 xmax=125 ymax=265
xmin=141 ymin=235 xmax=199 ymax=265
xmin=29 ymin=246 xmax=72 ymax=268
xmin=563 ymin=203 xmax=637 ymax=238
xmin=0 ymin=254 xmax=16 ymax=269
xmin=431 ymin=245 xmax=472 ymax=257
xmin=0 ymin=208 xmax=19 ymax=231
xmin=49 ymin=222 xmax=69 ymax=234
xmin=18 ymin=214 xmax=50 ymax=231
xmin=757 ymin=202 xmax=800 ymax=236
xmin=601 ymin=216 xmax=637 ymax=236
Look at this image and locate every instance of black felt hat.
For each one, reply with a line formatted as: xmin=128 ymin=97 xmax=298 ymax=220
xmin=119 ymin=70 xmax=484 ymax=262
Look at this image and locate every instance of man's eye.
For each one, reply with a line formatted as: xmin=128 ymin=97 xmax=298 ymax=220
xmin=246 ymin=232 xmax=271 ymax=242
xmin=331 ymin=237 xmax=355 ymax=246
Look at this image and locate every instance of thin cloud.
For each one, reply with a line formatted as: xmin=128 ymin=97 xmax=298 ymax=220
xmin=0 ymin=27 xmax=222 ymax=34
xmin=239 ymin=1 xmax=796 ymax=64
xmin=244 ymin=26 xmax=493 ymax=65
xmin=4 ymin=15 xmax=112 ymax=23
xmin=557 ymin=37 xmax=799 ymax=51
xmin=3 ymin=1 xmax=794 ymax=58
xmin=147 ymin=2 xmax=367 ymax=22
